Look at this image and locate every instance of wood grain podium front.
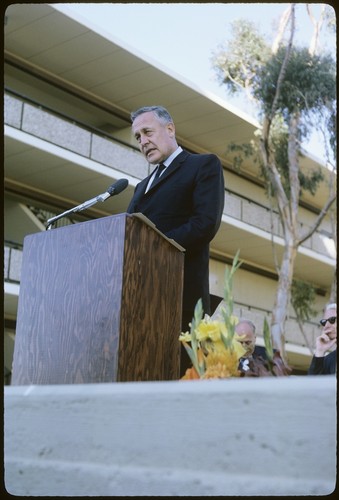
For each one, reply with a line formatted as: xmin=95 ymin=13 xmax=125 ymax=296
xmin=11 ymin=213 xmax=184 ymax=384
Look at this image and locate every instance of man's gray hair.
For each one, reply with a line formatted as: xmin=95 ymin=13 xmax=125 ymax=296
xmin=325 ymin=303 xmax=337 ymax=311
xmin=131 ymin=105 xmax=173 ymax=125
xmin=235 ymin=318 xmax=256 ymax=334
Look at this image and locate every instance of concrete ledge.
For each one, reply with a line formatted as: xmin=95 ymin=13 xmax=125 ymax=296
xmin=5 ymin=376 xmax=337 ymax=496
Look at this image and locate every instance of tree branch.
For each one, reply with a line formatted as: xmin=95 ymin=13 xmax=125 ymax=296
xmin=288 ymin=114 xmax=301 ymax=233
xmin=272 ymin=3 xmax=292 ymax=54
xmin=306 ymin=3 xmax=326 ymax=56
xmin=298 ymin=192 xmax=337 ymax=245
xmin=269 ymin=3 xmax=296 ymax=122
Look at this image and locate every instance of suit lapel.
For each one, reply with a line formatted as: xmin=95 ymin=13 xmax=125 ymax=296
xmin=147 ymin=150 xmax=189 ymax=192
xmin=134 ymin=166 xmax=158 ymax=199
xmin=133 ymin=150 xmax=189 ymax=204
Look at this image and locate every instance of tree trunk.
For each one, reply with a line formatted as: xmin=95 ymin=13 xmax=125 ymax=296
xmin=271 ymin=240 xmax=298 ymax=363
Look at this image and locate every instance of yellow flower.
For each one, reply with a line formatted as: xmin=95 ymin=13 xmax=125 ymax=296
xmin=232 ymin=337 xmax=247 ymax=359
xmin=178 ymin=251 xmax=247 ymax=380
xmin=196 ymin=320 xmax=223 ymax=342
xmin=203 ymin=350 xmax=241 ymax=379
xmin=179 ymin=316 xmax=247 ymax=379
xmin=178 ymin=331 xmax=192 ymax=342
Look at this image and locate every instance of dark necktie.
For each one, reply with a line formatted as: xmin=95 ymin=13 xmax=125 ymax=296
xmin=151 ymin=163 xmax=166 ymax=187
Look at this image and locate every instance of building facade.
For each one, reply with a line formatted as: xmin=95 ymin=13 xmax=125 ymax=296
xmin=4 ymin=4 xmax=336 ymax=380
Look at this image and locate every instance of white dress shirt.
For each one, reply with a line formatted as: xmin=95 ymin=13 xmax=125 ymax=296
xmin=145 ymin=146 xmax=183 ymax=193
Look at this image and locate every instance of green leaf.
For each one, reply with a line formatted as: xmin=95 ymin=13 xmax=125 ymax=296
xmin=187 ymin=299 xmax=205 ymax=376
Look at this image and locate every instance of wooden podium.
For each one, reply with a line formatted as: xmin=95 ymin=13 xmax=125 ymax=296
xmin=11 ymin=213 xmax=184 ymax=384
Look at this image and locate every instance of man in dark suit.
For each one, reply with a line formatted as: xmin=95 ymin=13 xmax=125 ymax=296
xmin=126 ymin=106 xmax=225 ymax=374
xmin=308 ymin=303 xmax=337 ymax=375
xmin=235 ymin=318 xmax=286 ymax=376
xmin=235 ymin=319 xmax=264 ymax=372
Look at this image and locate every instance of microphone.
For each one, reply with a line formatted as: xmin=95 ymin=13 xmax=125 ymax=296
xmin=98 ymin=178 xmax=129 ymax=201
xmin=77 ymin=179 xmax=129 ymax=209
xmin=46 ymin=179 xmax=129 ymax=230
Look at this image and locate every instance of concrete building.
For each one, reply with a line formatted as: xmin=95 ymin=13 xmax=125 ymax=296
xmin=4 ymin=3 xmax=336 ymax=380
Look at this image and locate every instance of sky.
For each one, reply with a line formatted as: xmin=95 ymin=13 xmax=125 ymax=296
xmin=55 ymin=3 xmax=335 ymax=160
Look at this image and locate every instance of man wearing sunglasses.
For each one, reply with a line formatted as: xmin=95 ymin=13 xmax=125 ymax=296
xmin=308 ymin=303 xmax=337 ymax=375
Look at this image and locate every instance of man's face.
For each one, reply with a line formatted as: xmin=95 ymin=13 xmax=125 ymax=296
xmin=235 ymin=323 xmax=256 ymax=358
xmin=321 ymin=307 xmax=337 ymax=341
xmin=132 ymin=111 xmax=177 ymax=164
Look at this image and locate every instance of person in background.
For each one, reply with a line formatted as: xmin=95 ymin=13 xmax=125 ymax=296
xmin=126 ymin=105 xmax=225 ymax=375
xmin=308 ymin=303 xmax=337 ymax=375
xmin=235 ymin=319 xmax=267 ymax=373
xmin=235 ymin=319 xmax=256 ymax=372
xmin=234 ymin=318 xmax=288 ymax=377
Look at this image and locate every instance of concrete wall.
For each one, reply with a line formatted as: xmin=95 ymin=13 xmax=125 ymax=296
xmin=5 ymin=376 xmax=336 ymax=496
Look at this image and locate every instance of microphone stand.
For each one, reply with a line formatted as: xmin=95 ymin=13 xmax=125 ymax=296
xmin=46 ymin=192 xmax=111 ymax=230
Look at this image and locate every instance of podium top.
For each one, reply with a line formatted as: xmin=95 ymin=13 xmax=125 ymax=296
xmin=131 ymin=213 xmax=185 ymax=252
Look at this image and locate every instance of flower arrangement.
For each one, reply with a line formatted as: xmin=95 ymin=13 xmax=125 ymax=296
xmin=179 ymin=304 xmax=245 ymax=379
xmin=179 ymin=251 xmax=244 ymax=379
xmin=179 ymin=251 xmax=291 ymax=379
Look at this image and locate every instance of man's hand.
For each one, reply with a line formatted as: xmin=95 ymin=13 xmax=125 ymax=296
xmin=314 ymin=333 xmax=337 ymax=357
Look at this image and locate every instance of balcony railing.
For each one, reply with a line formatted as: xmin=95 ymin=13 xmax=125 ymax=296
xmin=224 ymin=190 xmax=334 ymax=257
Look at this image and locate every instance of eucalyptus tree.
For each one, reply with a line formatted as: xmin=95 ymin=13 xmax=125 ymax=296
xmin=212 ymin=4 xmax=336 ymax=361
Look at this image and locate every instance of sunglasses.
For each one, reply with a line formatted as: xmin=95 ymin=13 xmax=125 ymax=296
xmin=319 ymin=316 xmax=336 ymax=327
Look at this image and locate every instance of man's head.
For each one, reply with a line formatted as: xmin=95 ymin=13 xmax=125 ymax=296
xmin=235 ymin=319 xmax=256 ymax=358
xmin=320 ymin=303 xmax=337 ymax=341
xmin=131 ymin=106 xmax=178 ymax=164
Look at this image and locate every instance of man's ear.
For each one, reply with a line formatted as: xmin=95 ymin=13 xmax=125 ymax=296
xmin=167 ymin=122 xmax=175 ymax=137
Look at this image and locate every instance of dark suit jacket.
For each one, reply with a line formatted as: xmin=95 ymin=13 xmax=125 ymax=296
xmin=307 ymin=349 xmax=337 ymax=375
xmin=127 ymin=149 xmax=225 ymax=324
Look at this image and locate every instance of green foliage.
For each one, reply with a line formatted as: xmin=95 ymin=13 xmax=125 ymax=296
xmin=327 ymin=111 xmax=337 ymax=161
xmin=183 ymin=298 xmax=205 ymax=376
xmin=212 ymin=19 xmax=270 ymax=94
xmin=254 ymin=46 xmax=336 ymax=122
xmin=226 ymin=142 xmax=258 ymax=171
xmin=220 ymin=250 xmax=242 ymax=351
xmin=212 ymin=19 xmax=336 ymax=159
xmin=298 ymin=166 xmax=324 ymax=195
xmin=180 ymin=252 xmax=244 ymax=376
xmin=267 ymin=120 xmax=324 ymax=197
xmin=223 ymin=250 xmax=242 ymax=314
xmin=227 ymin=122 xmax=324 ymax=199
xmin=291 ymin=279 xmax=317 ymax=322
xmin=211 ymin=10 xmax=336 ymax=361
